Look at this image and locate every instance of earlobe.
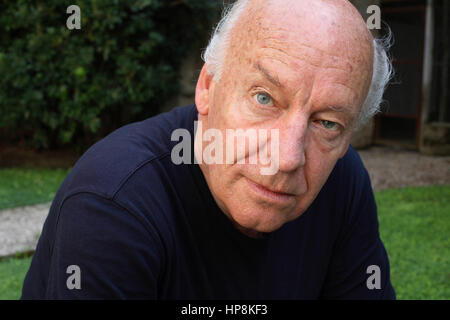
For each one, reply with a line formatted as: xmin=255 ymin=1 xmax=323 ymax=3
xmin=195 ymin=64 xmax=214 ymax=116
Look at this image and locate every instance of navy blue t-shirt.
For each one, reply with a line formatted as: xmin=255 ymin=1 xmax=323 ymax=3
xmin=21 ymin=105 xmax=395 ymax=299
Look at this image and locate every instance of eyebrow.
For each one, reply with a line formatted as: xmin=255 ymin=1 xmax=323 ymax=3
xmin=327 ymin=105 xmax=355 ymax=114
xmin=255 ymin=62 xmax=283 ymax=88
xmin=255 ymin=62 xmax=356 ymax=118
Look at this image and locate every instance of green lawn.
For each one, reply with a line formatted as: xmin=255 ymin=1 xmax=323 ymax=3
xmin=0 ymin=168 xmax=69 ymax=210
xmin=0 ymin=256 xmax=33 ymax=300
xmin=375 ymin=185 xmax=450 ymax=300
xmin=0 ymin=171 xmax=448 ymax=299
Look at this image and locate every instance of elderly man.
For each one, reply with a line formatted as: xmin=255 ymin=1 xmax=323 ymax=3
xmin=22 ymin=0 xmax=395 ymax=299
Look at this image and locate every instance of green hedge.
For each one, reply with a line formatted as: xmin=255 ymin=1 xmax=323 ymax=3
xmin=0 ymin=0 xmax=219 ymax=149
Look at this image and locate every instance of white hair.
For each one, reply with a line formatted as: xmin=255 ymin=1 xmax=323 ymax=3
xmin=201 ymin=0 xmax=394 ymax=128
xmin=202 ymin=0 xmax=250 ymax=81
xmin=358 ymin=32 xmax=394 ymax=128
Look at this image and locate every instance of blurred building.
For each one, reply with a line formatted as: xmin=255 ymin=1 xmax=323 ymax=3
xmin=351 ymin=0 xmax=450 ymax=155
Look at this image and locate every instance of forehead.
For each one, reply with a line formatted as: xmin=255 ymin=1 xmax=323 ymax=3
xmin=227 ymin=0 xmax=373 ymax=92
xmin=255 ymin=23 xmax=369 ymax=71
xmin=255 ymin=35 xmax=357 ymax=83
xmin=224 ymin=15 xmax=371 ymax=112
xmin=257 ymin=38 xmax=363 ymax=96
xmin=238 ymin=0 xmax=371 ymax=55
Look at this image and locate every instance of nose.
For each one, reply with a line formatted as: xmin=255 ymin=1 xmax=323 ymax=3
xmin=277 ymin=116 xmax=307 ymax=173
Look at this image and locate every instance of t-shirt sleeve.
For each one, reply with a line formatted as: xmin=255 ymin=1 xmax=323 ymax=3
xmin=320 ymin=154 xmax=396 ymax=300
xmin=44 ymin=192 xmax=164 ymax=299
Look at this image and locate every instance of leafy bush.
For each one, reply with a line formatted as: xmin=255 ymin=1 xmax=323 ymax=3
xmin=0 ymin=0 xmax=219 ymax=149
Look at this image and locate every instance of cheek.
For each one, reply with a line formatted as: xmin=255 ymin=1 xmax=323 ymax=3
xmin=210 ymin=92 xmax=240 ymax=131
xmin=206 ymin=163 xmax=254 ymax=222
xmin=303 ymin=134 xmax=343 ymax=190
xmin=213 ymin=78 xmax=263 ymax=130
xmin=305 ymin=152 xmax=325 ymax=185
xmin=305 ymin=120 xmax=352 ymax=158
xmin=208 ymin=163 xmax=241 ymax=200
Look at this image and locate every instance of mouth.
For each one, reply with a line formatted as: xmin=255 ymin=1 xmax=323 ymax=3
xmin=245 ymin=177 xmax=296 ymax=203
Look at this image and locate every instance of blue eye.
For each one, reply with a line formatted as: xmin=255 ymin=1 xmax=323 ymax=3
xmin=255 ymin=93 xmax=273 ymax=106
xmin=320 ymin=120 xmax=339 ymax=131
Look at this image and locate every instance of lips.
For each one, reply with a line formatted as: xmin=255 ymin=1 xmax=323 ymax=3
xmin=245 ymin=177 xmax=296 ymax=203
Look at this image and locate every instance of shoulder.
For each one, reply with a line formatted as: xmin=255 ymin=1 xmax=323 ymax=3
xmin=310 ymin=145 xmax=374 ymax=228
xmin=58 ymin=105 xmax=197 ymax=199
xmin=337 ymin=145 xmax=367 ymax=177
xmin=317 ymin=148 xmax=395 ymax=299
xmin=327 ymin=145 xmax=371 ymax=196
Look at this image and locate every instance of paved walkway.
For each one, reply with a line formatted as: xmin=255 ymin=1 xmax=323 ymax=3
xmin=0 ymin=203 xmax=50 ymax=258
xmin=0 ymin=146 xmax=449 ymax=258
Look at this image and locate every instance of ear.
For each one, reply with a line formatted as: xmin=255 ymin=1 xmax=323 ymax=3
xmin=195 ymin=64 xmax=214 ymax=116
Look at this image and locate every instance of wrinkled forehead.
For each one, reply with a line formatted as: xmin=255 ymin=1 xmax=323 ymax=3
xmin=230 ymin=0 xmax=373 ymax=76
xmin=222 ymin=0 xmax=374 ymax=105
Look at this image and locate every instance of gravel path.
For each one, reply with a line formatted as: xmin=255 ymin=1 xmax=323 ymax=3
xmin=0 ymin=146 xmax=449 ymax=258
xmin=358 ymin=146 xmax=450 ymax=191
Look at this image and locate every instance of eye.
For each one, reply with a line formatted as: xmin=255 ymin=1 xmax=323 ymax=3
xmin=320 ymin=120 xmax=339 ymax=131
xmin=254 ymin=92 xmax=274 ymax=107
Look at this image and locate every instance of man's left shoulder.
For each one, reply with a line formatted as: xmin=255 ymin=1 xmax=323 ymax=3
xmin=338 ymin=145 xmax=367 ymax=174
xmin=316 ymin=145 xmax=374 ymax=221
xmin=331 ymin=145 xmax=371 ymax=192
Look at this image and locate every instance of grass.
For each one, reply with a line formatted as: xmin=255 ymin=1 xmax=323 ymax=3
xmin=0 ymin=173 xmax=448 ymax=299
xmin=375 ymin=185 xmax=450 ymax=300
xmin=0 ymin=168 xmax=70 ymax=210
xmin=0 ymin=255 xmax=33 ymax=300
xmin=0 ymin=168 xmax=69 ymax=299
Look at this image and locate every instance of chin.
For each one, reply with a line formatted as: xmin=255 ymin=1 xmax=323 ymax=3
xmin=229 ymin=207 xmax=294 ymax=234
